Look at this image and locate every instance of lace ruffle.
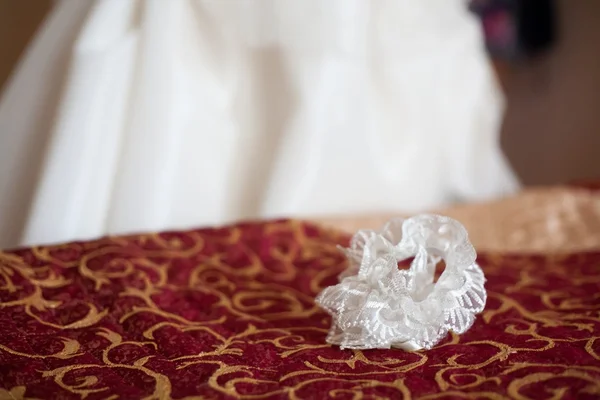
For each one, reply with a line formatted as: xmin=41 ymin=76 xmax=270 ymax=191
xmin=316 ymin=215 xmax=486 ymax=351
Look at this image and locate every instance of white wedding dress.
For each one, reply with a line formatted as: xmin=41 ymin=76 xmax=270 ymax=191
xmin=0 ymin=0 xmax=518 ymax=249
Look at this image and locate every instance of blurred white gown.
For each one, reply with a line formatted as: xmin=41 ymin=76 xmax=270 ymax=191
xmin=0 ymin=0 xmax=518 ymax=249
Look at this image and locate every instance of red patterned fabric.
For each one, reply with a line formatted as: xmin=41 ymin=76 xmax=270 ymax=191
xmin=0 ymin=220 xmax=599 ymax=399
xmin=571 ymin=180 xmax=600 ymax=192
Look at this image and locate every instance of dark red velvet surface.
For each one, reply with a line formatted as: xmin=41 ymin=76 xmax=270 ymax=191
xmin=0 ymin=220 xmax=599 ymax=399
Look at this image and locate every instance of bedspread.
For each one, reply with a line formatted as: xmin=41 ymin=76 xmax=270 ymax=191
xmin=0 ymin=218 xmax=599 ymax=399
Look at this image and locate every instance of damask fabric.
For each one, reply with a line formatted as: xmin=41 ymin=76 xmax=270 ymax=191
xmin=0 ymin=220 xmax=599 ymax=399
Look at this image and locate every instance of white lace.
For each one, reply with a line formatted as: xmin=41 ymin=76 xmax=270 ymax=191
xmin=316 ymin=214 xmax=487 ymax=351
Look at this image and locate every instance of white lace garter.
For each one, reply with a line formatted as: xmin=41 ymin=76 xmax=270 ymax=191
xmin=316 ymin=214 xmax=486 ymax=351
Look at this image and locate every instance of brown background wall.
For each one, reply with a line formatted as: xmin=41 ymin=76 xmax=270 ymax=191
xmin=500 ymin=0 xmax=600 ymax=185
xmin=0 ymin=0 xmax=52 ymax=90
xmin=0 ymin=0 xmax=598 ymax=186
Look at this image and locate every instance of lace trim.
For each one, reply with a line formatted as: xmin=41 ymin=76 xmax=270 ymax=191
xmin=316 ymin=214 xmax=486 ymax=351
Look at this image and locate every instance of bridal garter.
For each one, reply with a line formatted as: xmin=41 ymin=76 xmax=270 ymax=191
xmin=316 ymin=215 xmax=486 ymax=351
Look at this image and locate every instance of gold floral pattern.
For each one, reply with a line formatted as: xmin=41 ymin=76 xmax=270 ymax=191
xmin=0 ymin=220 xmax=599 ymax=399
